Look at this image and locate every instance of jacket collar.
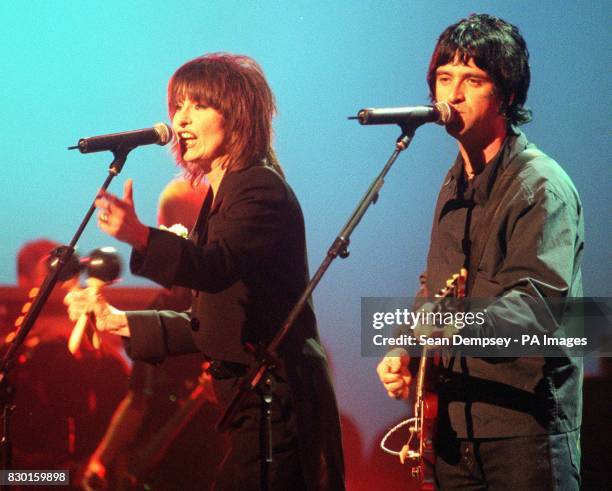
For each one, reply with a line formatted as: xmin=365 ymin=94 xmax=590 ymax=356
xmin=498 ymin=125 xmax=528 ymax=173
xmin=208 ymin=163 xmax=272 ymax=216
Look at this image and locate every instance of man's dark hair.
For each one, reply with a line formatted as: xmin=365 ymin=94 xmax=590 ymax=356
xmin=427 ymin=13 xmax=532 ymax=126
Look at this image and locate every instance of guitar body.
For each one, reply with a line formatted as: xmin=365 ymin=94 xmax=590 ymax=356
xmin=406 ymin=269 xmax=467 ymax=490
xmin=419 ymin=368 xmax=438 ymax=490
xmin=408 ymin=354 xmax=439 ymax=490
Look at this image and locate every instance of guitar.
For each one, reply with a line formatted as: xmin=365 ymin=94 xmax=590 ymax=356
xmin=78 ymin=361 xmax=217 ymax=491
xmin=400 ymin=268 xmax=467 ymax=490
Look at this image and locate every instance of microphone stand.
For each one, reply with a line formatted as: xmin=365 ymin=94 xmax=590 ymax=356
xmin=217 ymin=124 xmax=419 ymax=487
xmin=0 ymin=145 xmax=134 ymax=479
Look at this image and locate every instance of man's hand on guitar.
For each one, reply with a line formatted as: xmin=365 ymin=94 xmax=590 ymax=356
xmin=81 ymin=457 xmax=109 ymax=491
xmin=376 ymin=348 xmax=412 ymax=400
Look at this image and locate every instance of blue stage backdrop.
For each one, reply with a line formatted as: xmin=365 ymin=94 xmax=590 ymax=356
xmin=1 ymin=0 xmax=610 ymax=459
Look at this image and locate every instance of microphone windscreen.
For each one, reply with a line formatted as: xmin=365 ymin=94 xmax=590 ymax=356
xmin=153 ymin=122 xmax=174 ymax=146
xmin=434 ymin=102 xmax=454 ymax=125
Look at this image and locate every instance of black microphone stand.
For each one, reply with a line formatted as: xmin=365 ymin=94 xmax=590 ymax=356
xmin=218 ymin=124 xmax=419 ymax=488
xmin=0 ymin=145 xmax=134 ymax=482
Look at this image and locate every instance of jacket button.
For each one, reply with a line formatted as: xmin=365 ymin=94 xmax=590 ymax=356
xmin=190 ymin=317 xmax=200 ymax=332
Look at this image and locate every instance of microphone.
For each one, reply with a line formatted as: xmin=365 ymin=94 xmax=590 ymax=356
xmin=349 ymin=101 xmax=453 ymax=127
xmin=47 ymin=246 xmax=122 ymax=282
xmin=68 ymin=122 xmax=174 ymax=153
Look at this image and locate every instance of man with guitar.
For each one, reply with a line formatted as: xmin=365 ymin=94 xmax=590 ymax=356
xmin=377 ymin=14 xmax=583 ymax=490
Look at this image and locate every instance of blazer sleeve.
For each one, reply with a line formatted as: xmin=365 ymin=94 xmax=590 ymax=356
xmin=124 ymin=310 xmax=198 ymax=363
xmin=130 ymin=169 xmax=292 ymax=292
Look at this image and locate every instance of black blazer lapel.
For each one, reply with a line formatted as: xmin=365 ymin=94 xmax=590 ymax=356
xmin=189 ymin=189 xmax=213 ymax=246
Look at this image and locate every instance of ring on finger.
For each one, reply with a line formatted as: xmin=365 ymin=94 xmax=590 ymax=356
xmin=100 ymin=213 xmax=109 ymax=223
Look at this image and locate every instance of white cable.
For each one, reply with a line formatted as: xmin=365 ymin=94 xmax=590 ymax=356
xmin=380 ymin=417 xmax=419 ymax=459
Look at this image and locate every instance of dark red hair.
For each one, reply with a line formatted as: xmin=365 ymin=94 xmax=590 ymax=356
xmin=168 ymin=53 xmax=283 ymax=180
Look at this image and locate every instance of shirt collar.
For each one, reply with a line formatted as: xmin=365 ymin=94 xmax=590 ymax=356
xmin=446 ymin=126 xmax=524 ymax=204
